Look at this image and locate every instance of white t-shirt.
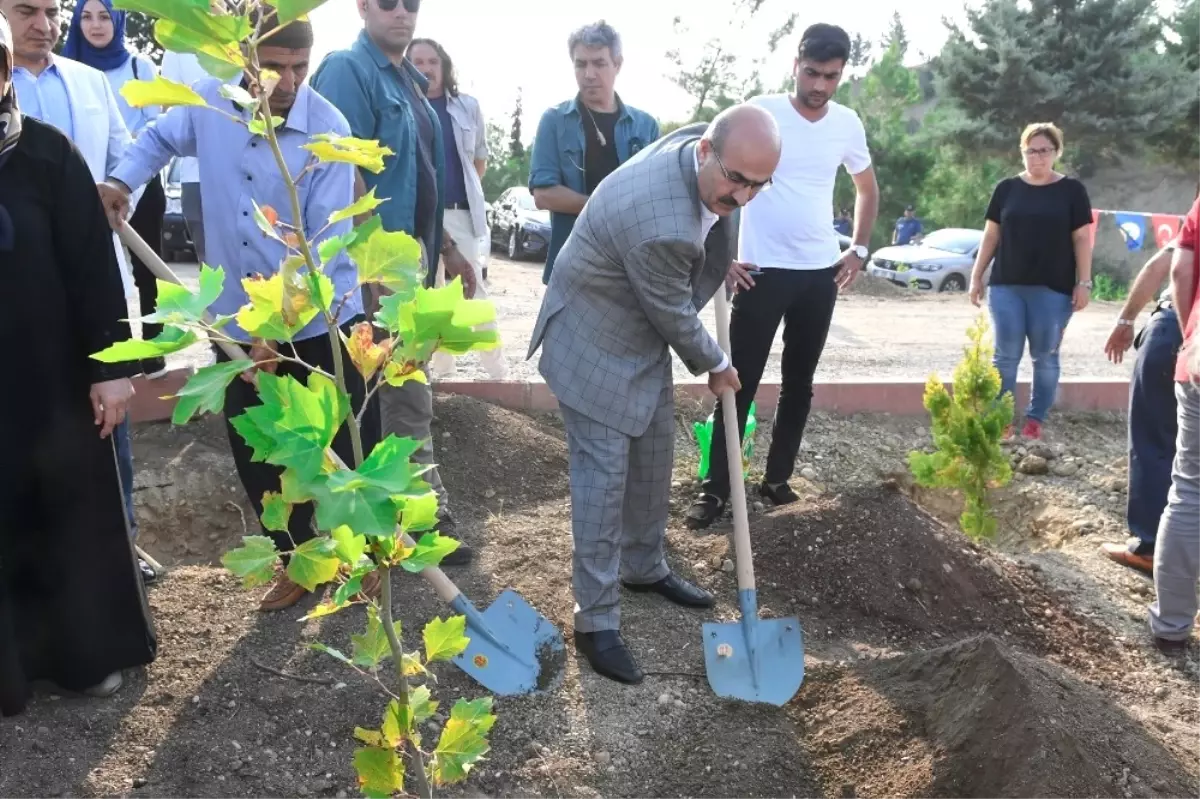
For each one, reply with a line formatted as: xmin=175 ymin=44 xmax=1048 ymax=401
xmin=738 ymin=94 xmax=871 ymax=270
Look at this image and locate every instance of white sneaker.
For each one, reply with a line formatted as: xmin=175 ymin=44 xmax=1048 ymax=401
xmin=83 ymin=671 xmax=124 ymax=698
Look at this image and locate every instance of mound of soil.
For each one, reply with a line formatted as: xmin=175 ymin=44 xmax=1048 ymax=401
xmin=735 ymin=486 xmax=1116 ymax=667
xmin=847 ymin=273 xmax=911 ymax=298
xmin=796 ymin=636 xmax=1195 ymax=798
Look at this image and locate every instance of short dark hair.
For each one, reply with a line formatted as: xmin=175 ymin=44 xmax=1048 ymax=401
xmin=408 ymin=37 xmax=459 ymax=97
xmin=798 ymin=23 xmax=851 ymax=64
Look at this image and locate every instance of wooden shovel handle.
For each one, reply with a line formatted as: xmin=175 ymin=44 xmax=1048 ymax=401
xmin=713 ymin=288 xmax=756 ymax=593
xmin=116 ymin=224 xmax=464 ymax=605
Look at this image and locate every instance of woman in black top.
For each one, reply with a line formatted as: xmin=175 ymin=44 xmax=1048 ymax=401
xmin=0 ymin=14 xmax=156 ymax=716
xmin=968 ymin=122 xmax=1095 ymax=440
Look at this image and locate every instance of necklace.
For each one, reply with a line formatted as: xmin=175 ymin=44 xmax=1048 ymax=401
xmin=581 ymin=103 xmax=608 ymax=148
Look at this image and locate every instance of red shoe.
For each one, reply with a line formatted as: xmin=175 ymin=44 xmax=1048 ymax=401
xmin=1021 ymin=419 xmax=1043 ymax=440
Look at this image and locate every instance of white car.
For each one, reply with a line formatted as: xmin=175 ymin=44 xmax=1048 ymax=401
xmin=867 ymin=228 xmax=988 ymax=292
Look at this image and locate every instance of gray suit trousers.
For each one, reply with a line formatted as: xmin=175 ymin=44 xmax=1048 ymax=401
xmin=560 ymin=384 xmax=674 ymax=633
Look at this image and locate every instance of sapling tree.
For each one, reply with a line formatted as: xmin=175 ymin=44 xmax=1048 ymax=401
xmin=908 ymin=315 xmax=1014 ymax=539
xmin=90 ymin=1 xmax=499 ymax=795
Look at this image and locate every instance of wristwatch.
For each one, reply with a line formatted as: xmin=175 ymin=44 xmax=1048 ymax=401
xmin=1077 ymin=279 xmax=1093 ymax=289
xmin=1116 ymin=318 xmax=1135 ymax=327
xmin=850 ymin=244 xmax=868 ymax=260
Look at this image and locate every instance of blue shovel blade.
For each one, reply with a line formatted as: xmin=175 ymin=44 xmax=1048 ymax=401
xmin=702 ymin=610 xmax=805 ymax=707
xmin=450 ymin=590 xmax=565 ymax=696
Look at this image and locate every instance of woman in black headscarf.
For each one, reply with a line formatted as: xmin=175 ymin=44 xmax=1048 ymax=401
xmin=0 ymin=10 xmax=156 ymax=717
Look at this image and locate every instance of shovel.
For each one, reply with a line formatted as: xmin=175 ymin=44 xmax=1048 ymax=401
xmin=117 ymin=225 xmax=564 ymax=696
xmin=701 ymin=287 xmax=804 ymax=706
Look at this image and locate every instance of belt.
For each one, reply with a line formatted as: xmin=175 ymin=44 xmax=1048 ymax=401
xmin=445 ymin=201 xmax=471 ymax=211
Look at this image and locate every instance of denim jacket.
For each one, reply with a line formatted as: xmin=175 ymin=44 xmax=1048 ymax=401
xmin=529 ymin=95 xmax=659 ymax=283
xmin=311 ymin=30 xmax=446 ymax=286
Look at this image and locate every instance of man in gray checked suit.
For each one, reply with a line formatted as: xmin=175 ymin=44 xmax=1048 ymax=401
xmin=528 ymin=104 xmax=782 ymax=684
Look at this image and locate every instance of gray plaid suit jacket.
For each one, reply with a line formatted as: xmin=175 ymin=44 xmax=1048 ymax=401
xmin=527 ymin=123 xmax=732 ymax=438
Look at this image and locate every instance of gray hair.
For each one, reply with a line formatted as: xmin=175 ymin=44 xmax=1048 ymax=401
xmin=568 ymin=20 xmax=622 ymax=63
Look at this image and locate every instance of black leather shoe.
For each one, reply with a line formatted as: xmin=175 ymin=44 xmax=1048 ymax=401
xmin=622 ymin=573 xmax=715 ymax=608
xmin=574 ymin=630 xmax=644 ymax=684
xmin=685 ymin=493 xmax=726 ymax=529
xmin=759 ymin=481 xmax=799 ymax=506
xmin=441 ymin=540 xmax=474 ymax=566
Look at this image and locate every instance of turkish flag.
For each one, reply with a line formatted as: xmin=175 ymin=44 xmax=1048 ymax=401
xmin=1152 ymin=214 xmax=1183 ymax=248
xmin=1089 ymin=209 xmax=1100 ymax=248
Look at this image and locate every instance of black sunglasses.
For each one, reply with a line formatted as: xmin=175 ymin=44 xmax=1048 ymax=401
xmin=377 ymin=0 xmax=420 ymax=11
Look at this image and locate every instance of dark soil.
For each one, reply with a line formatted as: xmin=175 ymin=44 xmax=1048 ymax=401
xmin=0 ymin=395 xmax=1195 ymax=799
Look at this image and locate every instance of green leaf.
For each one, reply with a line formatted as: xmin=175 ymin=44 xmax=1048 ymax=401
xmin=121 ymin=75 xmax=207 ymax=109
xmin=331 ymin=525 xmax=367 ymax=565
xmin=406 ymin=279 xmax=500 ymax=356
xmin=401 ymin=532 xmax=460 ymax=573
xmin=221 ymin=535 xmax=279 ymax=588
xmin=114 ymin=0 xmax=250 ymax=42
xmin=280 ymin=468 xmax=318 ymax=504
xmin=423 ymin=615 xmax=469 ymax=663
xmin=301 ymin=601 xmax=344 ymax=620
xmin=353 ymin=746 xmax=404 ymax=797
xmin=313 ymin=481 xmax=401 ymax=537
xmin=267 ymin=0 xmax=326 ymax=24
xmin=170 ymin=360 xmax=248 ymax=425
xmin=143 ymin=264 xmax=224 ymax=325
xmin=305 ymin=270 xmax=336 ymax=314
xmin=249 ymin=115 xmax=286 ymax=136
xmin=238 ymin=372 xmax=349 ymax=480
xmin=236 ymin=271 xmax=321 ymax=342
xmin=219 ymin=82 xmax=258 ymax=109
xmin=354 ymin=727 xmax=385 ymax=747
xmin=431 ymin=697 xmax=496 ymax=786
xmin=229 ymin=411 xmax=277 ymax=464
xmin=399 ymin=491 xmax=440 ymax=534
xmin=410 ymin=684 xmax=438 ymax=724
xmin=332 ymin=572 xmax=365 ymax=606
xmin=91 ymin=326 xmax=198 ymax=363
xmin=319 ymin=215 xmax=384 ymax=267
xmin=329 ymin=187 xmax=385 ymax=226
xmin=381 ymin=699 xmax=404 ymax=747
xmin=347 ymin=224 xmax=423 ymax=296
xmin=303 ymin=133 xmax=394 ymax=174
xmin=260 ymin=491 xmax=292 ymax=533
xmin=351 ymin=607 xmax=399 ymax=668
xmin=286 ymin=537 xmax=340 ymax=592
xmin=310 ymin=642 xmax=353 ymax=667
xmin=327 ymin=435 xmax=430 ymax=496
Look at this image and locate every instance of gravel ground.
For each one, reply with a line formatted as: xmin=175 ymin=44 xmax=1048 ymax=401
xmin=157 ymin=255 xmax=1135 ymax=383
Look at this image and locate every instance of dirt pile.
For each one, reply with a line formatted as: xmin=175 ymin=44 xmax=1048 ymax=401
xmin=797 ymin=636 xmax=1196 ymax=798
xmin=847 ymin=273 xmax=911 ymax=298
xmin=733 ymin=487 xmax=1115 ymax=664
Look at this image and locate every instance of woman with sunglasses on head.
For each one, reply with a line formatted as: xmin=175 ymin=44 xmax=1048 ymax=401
xmin=969 ymin=123 xmax=1095 ymax=440
xmin=0 ymin=10 xmax=156 ymax=716
xmin=63 ymin=0 xmax=167 ymax=380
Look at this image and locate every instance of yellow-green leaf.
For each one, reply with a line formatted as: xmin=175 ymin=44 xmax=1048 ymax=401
xmin=303 ymin=133 xmax=394 ymax=174
xmin=236 ymin=272 xmax=320 ymax=341
xmin=423 ymin=615 xmax=469 ymax=663
xmin=399 ymin=491 xmax=440 ymax=534
xmin=301 ymin=601 xmax=344 ymax=621
xmin=221 ymin=535 xmax=279 ymax=588
xmin=91 ymin=326 xmax=198 ymax=363
xmin=268 ymin=0 xmax=325 ymax=24
xmin=401 ymin=531 xmax=461 ymax=573
xmin=329 ymin=187 xmax=385 ymax=225
xmin=348 ymin=225 xmax=423 ymax=293
xmin=383 ymin=361 xmax=429 ymax=387
xmin=345 ymin=321 xmax=389 ymax=381
xmin=380 ymin=699 xmax=404 ymax=747
xmin=121 ymin=75 xmax=207 ymax=109
xmin=249 ymin=115 xmax=286 ymax=137
xmin=260 ymin=490 xmax=292 ymax=533
xmin=219 ymin=82 xmax=258 ymax=109
xmin=286 ymin=537 xmax=340 ymax=592
xmin=410 ymin=684 xmax=438 ymax=724
xmin=352 ymin=606 xmax=400 ymax=669
xmin=331 ymin=525 xmax=367 ymax=565
xmin=353 ymin=746 xmax=404 ymax=797
xmin=431 ymin=697 xmax=496 ymax=786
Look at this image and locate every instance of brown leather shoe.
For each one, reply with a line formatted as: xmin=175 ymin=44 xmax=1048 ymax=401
xmin=1101 ymin=543 xmax=1154 ymax=576
xmin=259 ymin=574 xmax=308 ymax=612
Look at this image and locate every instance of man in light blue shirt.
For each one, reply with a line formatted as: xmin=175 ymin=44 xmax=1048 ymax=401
xmin=529 ymin=21 xmax=660 ymax=284
xmin=99 ymin=14 xmax=383 ymax=612
xmin=11 ymin=57 xmax=72 ymax=137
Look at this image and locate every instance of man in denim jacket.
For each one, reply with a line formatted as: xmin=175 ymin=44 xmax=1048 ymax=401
xmin=529 ymin=20 xmax=659 ymax=284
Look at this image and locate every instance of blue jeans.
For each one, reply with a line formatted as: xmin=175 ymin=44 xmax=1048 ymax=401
xmin=1127 ymin=307 xmax=1182 ymax=552
xmin=114 ymin=417 xmax=138 ymax=540
xmin=988 ymin=284 xmax=1074 ymax=422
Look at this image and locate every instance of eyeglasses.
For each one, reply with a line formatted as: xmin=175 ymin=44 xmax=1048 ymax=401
xmin=713 ymin=149 xmax=772 ymax=192
xmin=376 ymin=0 xmax=420 ymax=11
xmin=1022 ymin=147 xmax=1056 ymax=157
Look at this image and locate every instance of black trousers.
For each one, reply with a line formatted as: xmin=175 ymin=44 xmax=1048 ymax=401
xmin=215 ymin=319 xmax=383 ymax=557
xmin=702 ymin=267 xmax=838 ymax=499
xmin=128 ymin=175 xmax=166 ymax=341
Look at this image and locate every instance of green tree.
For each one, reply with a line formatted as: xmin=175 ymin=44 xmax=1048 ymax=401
xmin=933 ymin=0 xmax=1193 ymax=162
xmin=508 ymin=89 xmax=525 ymax=160
xmin=834 ymin=43 xmax=933 ymax=249
xmin=58 ymin=0 xmax=161 ymax=61
xmin=1150 ymin=0 xmax=1200 ymax=166
xmin=918 ymin=143 xmax=1010 ymax=230
xmin=666 ymin=0 xmax=797 ymax=122
xmin=883 ymin=11 xmax=908 ymax=59
xmin=481 ymin=120 xmax=529 ymax=202
xmin=848 ymin=32 xmax=872 ymax=69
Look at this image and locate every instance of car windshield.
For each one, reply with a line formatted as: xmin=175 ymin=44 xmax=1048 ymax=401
xmin=515 ymin=193 xmax=538 ymax=212
xmin=920 ymin=229 xmax=979 ymax=255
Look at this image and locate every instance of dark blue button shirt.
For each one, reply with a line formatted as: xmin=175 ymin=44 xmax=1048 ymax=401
xmin=430 ymin=95 xmax=468 ymax=207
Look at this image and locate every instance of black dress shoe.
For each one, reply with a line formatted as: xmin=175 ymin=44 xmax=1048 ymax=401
xmin=759 ymin=481 xmax=799 ymax=506
xmin=574 ymin=630 xmax=644 ymax=684
xmin=436 ymin=514 xmax=474 ymax=566
xmin=622 ymin=573 xmax=715 ymax=608
xmin=685 ymin=493 xmax=726 ymax=529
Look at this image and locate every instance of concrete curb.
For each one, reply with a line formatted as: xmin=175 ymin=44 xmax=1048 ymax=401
xmin=131 ymin=370 xmax=1128 ymax=424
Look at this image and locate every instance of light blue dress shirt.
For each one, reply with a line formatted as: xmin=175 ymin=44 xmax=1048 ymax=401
xmin=110 ymin=78 xmax=363 ymax=342
xmin=105 ymin=54 xmax=160 ymax=137
xmin=13 ymin=63 xmax=76 ymax=140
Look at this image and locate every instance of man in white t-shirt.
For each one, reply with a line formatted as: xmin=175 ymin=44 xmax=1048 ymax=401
xmin=687 ymin=23 xmax=879 ymax=529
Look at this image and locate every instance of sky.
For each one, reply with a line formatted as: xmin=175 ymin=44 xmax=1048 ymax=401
xmin=306 ymin=0 xmax=978 ymax=137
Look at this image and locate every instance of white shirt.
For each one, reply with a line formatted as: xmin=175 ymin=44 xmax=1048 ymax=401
xmin=738 ymin=94 xmax=871 ymax=270
xmin=696 ymin=146 xmax=728 ymax=373
xmin=159 ymin=51 xmax=217 ymax=183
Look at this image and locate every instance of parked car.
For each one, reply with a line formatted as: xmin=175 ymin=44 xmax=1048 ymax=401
xmin=866 ymin=227 xmax=986 ymax=292
xmin=489 ymin=187 xmax=550 ymax=261
xmin=160 ymin=157 xmax=194 ymax=262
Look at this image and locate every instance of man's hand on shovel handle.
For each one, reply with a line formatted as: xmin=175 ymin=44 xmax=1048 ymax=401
xmin=97 ymin=180 xmax=133 ymax=230
xmin=708 ymin=365 xmax=741 ymax=397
